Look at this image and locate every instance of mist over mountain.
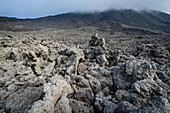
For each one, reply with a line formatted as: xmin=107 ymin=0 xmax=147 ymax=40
xmin=0 ymin=9 xmax=170 ymax=33
xmin=1 ymin=0 xmax=170 ymax=18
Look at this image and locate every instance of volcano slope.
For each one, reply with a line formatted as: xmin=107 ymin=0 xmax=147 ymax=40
xmin=0 ymin=27 xmax=170 ymax=113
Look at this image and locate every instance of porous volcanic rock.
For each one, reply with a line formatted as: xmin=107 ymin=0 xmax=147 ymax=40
xmin=0 ymin=33 xmax=169 ymax=113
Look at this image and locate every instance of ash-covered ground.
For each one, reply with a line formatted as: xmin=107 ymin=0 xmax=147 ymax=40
xmin=0 ymin=27 xmax=170 ymax=113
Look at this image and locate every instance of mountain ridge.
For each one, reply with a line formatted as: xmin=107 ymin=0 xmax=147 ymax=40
xmin=1 ymin=9 xmax=170 ymax=33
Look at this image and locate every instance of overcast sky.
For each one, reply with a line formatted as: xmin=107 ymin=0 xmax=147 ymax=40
xmin=0 ymin=0 xmax=170 ymax=18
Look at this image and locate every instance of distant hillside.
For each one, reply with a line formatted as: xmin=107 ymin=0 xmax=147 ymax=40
xmin=1 ymin=9 xmax=170 ymax=33
xmin=0 ymin=17 xmax=18 ymax=21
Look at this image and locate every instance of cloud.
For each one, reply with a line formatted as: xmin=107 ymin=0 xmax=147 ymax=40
xmin=0 ymin=0 xmax=170 ymax=18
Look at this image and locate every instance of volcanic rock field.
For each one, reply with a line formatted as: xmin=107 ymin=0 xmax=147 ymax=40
xmin=0 ymin=27 xmax=170 ymax=113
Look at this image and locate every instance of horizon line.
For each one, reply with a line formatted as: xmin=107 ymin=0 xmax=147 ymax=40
xmin=0 ymin=8 xmax=170 ymax=19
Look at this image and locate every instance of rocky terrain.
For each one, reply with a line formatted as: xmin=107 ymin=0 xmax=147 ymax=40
xmin=0 ymin=26 xmax=169 ymax=113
